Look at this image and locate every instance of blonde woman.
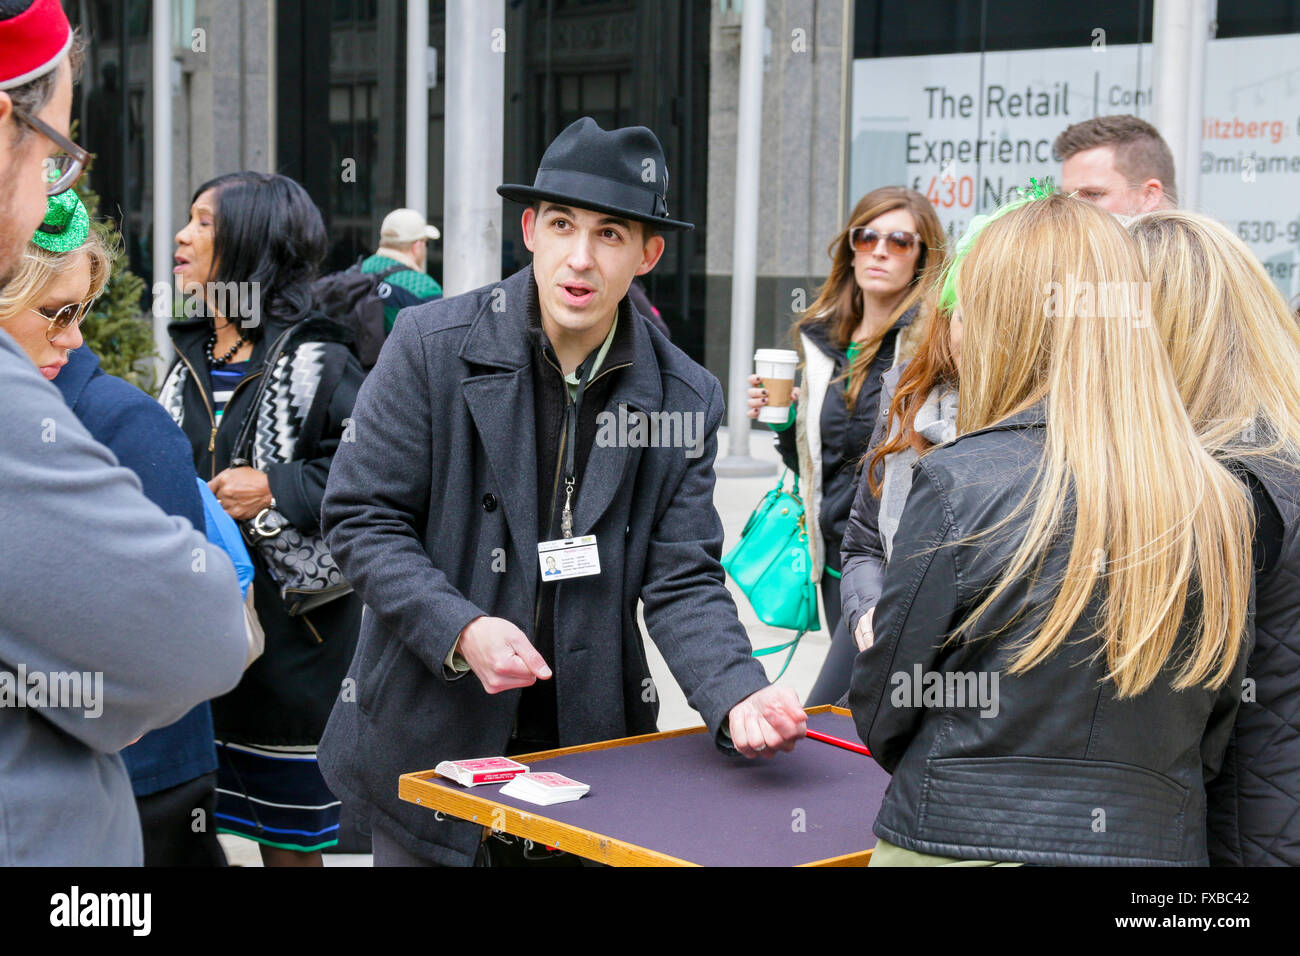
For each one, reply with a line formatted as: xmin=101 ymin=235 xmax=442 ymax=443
xmin=0 ymin=191 xmax=229 ymax=865
xmin=849 ymin=193 xmax=1253 ymax=866
xmin=1129 ymin=210 xmax=1300 ymax=867
xmin=745 ymin=186 xmax=946 ymax=705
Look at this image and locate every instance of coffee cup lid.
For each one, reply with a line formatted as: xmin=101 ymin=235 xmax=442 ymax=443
xmin=754 ymin=349 xmax=799 ymax=363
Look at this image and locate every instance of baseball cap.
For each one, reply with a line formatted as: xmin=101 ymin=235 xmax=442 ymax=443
xmin=380 ymin=208 xmax=441 ymax=243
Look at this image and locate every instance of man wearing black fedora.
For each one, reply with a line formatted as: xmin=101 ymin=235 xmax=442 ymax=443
xmin=318 ymin=117 xmax=807 ymax=866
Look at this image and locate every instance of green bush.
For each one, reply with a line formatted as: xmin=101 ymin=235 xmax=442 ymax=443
xmin=74 ymin=175 xmax=159 ymax=395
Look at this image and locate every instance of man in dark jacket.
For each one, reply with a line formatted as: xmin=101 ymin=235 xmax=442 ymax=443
xmin=318 ymin=117 xmax=806 ymax=866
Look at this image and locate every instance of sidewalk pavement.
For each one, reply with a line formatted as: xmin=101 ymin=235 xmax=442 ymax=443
xmin=642 ymin=423 xmax=833 ymax=731
xmin=221 ymin=424 xmax=833 ymax=865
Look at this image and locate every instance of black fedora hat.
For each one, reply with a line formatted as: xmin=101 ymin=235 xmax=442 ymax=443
xmin=498 ymin=117 xmax=694 ymax=232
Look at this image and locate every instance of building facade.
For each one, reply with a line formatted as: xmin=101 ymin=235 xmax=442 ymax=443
xmin=67 ymin=0 xmax=1300 ymax=390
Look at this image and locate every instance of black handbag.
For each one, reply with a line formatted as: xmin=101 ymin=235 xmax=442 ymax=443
xmin=229 ymin=326 xmax=353 ymax=616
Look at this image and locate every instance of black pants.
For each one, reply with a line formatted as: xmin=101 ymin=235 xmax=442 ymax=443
xmin=136 ymin=770 xmax=227 ymax=867
xmin=806 ymin=569 xmax=857 ymax=707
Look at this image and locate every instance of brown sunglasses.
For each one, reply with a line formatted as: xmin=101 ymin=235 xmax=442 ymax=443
xmin=40 ymin=299 xmax=95 ymax=341
xmin=847 ymin=227 xmax=922 ymax=255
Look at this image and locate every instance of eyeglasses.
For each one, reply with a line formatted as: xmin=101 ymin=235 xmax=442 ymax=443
xmin=40 ymin=300 xmax=95 ymax=341
xmin=12 ymin=107 xmax=91 ymax=196
xmin=847 ymin=227 xmax=922 ymax=255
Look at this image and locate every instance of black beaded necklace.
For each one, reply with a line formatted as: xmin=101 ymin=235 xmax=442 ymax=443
xmin=207 ymin=329 xmax=249 ymax=366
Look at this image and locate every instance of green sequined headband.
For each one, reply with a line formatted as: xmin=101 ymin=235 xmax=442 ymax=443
xmin=31 ymin=189 xmax=90 ymax=254
xmin=938 ymin=176 xmax=1057 ymax=313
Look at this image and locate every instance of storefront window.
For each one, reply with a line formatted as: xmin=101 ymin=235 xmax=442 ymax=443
xmin=850 ymin=0 xmax=1300 ymax=298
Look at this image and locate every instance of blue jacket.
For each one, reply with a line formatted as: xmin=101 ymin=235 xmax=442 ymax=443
xmin=54 ymin=346 xmax=219 ymax=796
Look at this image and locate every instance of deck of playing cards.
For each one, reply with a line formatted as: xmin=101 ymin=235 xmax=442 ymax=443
xmin=498 ymin=771 xmax=590 ymax=806
xmin=435 ymin=756 xmax=529 ymax=787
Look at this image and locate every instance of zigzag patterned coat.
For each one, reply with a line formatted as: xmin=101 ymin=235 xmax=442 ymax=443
xmin=158 ymin=312 xmax=365 ymax=745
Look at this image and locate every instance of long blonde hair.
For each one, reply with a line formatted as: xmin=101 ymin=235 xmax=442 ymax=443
xmin=953 ymin=194 xmax=1251 ymax=697
xmin=1127 ymin=210 xmax=1300 ymax=463
xmin=796 ymin=186 xmax=946 ymax=409
xmin=0 ymin=230 xmax=114 ymax=324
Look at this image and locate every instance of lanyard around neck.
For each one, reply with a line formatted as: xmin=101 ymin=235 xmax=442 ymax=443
xmin=560 ymin=357 xmax=594 ymax=539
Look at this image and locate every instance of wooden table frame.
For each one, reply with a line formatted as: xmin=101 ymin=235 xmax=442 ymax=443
xmin=397 ymin=705 xmax=874 ymax=867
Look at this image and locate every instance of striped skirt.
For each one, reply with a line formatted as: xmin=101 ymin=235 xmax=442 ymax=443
xmin=214 ymin=740 xmax=342 ymax=853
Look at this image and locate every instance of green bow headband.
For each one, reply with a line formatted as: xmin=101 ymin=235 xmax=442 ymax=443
xmin=31 ymin=189 xmax=90 ymax=254
xmin=938 ymin=176 xmax=1057 ymax=313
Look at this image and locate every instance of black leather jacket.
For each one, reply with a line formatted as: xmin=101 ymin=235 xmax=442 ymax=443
xmin=849 ymin=407 xmax=1250 ymax=866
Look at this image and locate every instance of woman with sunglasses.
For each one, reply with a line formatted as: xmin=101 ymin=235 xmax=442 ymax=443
xmin=0 ymin=191 xmax=98 ymax=378
xmin=157 ymin=171 xmax=365 ymax=867
xmin=745 ymin=186 xmax=945 ymax=705
xmin=0 ymin=191 xmax=233 ymax=865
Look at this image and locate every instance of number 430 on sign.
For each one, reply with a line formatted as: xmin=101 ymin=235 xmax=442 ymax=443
xmin=926 ymin=174 xmax=974 ymax=208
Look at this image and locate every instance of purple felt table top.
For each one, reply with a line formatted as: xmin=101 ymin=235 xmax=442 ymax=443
xmin=422 ymin=711 xmax=891 ymax=866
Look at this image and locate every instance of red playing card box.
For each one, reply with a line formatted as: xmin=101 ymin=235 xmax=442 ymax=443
xmin=435 ymin=756 xmax=529 ymax=787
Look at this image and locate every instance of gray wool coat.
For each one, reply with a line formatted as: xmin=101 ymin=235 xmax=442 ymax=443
xmin=317 ymin=265 xmax=771 ymax=864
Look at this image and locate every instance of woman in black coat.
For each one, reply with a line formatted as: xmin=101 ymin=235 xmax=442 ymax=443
xmin=158 ymin=171 xmax=364 ymax=866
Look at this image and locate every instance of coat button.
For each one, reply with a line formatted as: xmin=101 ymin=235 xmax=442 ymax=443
xmin=482 ymin=493 xmax=498 ymax=512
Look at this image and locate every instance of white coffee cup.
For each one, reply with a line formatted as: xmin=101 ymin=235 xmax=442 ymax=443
xmin=754 ymin=348 xmax=799 ymax=423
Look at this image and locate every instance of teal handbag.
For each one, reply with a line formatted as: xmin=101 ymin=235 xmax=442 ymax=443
xmin=721 ymin=469 xmax=821 ymax=679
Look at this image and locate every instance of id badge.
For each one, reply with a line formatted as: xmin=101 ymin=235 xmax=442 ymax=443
xmin=537 ymin=535 xmax=601 ymax=580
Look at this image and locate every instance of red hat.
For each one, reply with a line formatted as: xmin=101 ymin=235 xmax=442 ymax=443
xmin=0 ymin=0 xmax=72 ymax=91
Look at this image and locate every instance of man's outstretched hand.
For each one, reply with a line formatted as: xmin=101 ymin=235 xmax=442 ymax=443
xmin=457 ymin=616 xmax=552 ymax=694
xmin=727 ymin=685 xmax=807 ymax=759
